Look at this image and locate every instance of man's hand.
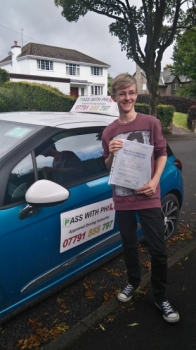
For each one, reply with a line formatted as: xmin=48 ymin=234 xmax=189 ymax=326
xmin=137 ymin=155 xmax=167 ymax=196
xmin=109 ymin=139 xmax=123 ymax=154
xmin=137 ymin=178 xmax=159 ymax=197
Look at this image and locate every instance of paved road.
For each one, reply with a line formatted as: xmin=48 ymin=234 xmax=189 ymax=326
xmin=64 ymin=245 xmax=196 ymax=350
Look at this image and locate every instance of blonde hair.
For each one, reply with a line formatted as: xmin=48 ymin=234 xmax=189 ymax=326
xmin=112 ymin=73 xmax=137 ymax=94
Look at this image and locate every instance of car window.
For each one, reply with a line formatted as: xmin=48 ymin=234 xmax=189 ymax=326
xmin=35 ymin=128 xmax=108 ymax=187
xmin=0 ymin=120 xmax=42 ymax=160
xmin=4 ymin=154 xmax=35 ymax=205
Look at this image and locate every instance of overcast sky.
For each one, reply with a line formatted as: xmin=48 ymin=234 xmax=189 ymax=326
xmin=0 ymin=0 xmax=174 ymax=77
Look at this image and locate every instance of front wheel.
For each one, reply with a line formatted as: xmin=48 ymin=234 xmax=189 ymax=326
xmin=161 ymin=194 xmax=180 ymax=241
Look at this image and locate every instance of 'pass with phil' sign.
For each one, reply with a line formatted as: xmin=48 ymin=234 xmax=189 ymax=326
xmin=60 ymin=198 xmax=115 ymax=253
xmin=70 ymin=96 xmax=119 ymax=116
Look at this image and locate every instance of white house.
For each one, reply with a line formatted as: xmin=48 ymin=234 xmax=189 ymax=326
xmin=0 ymin=41 xmax=110 ymax=97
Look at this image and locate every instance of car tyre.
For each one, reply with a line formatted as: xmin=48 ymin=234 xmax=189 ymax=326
xmin=161 ymin=194 xmax=179 ymax=241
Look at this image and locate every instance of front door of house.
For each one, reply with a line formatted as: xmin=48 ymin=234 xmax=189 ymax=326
xmin=70 ymin=87 xmax=79 ymax=98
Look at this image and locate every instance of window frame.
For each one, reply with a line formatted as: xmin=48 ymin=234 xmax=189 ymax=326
xmin=37 ymin=60 xmax=54 ymax=71
xmin=91 ymin=86 xmax=103 ymax=96
xmin=91 ymin=67 xmax=103 ymax=76
xmin=66 ymin=63 xmax=80 ymax=76
xmin=35 ymin=126 xmax=108 ymax=188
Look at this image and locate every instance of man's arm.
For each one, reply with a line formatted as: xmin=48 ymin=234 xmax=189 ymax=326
xmin=137 ymin=155 xmax=167 ymax=196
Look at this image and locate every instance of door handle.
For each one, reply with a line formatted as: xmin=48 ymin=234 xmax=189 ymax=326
xmin=19 ymin=204 xmax=39 ymax=220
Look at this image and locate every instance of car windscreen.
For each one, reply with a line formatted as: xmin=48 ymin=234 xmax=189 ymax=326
xmin=0 ymin=120 xmax=43 ymax=159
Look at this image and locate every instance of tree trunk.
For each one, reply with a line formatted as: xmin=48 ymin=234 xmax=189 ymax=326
xmin=145 ymin=69 xmax=160 ymax=117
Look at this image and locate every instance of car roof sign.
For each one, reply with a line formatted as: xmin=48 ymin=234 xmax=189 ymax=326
xmin=71 ymin=96 xmax=119 ymax=116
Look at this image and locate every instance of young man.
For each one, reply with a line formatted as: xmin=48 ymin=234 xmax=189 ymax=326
xmin=102 ymin=73 xmax=180 ymax=323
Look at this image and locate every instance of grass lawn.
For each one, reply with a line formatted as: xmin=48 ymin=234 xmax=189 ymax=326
xmin=173 ymin=112 xmax=189 ymax=130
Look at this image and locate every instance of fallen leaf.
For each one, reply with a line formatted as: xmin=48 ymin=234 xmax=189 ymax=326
xmin=136 ymin=289 xmax=147 ymax=295
xmin=103 ymin=291 xmax=117 ymax=301
xmin=127 ymin=323 xmax=139 ymax=327
xmin=138 ymin=247 xmax=146 ymax=253
xmin=141 ymin=261 xmax=151 ymax=271
xmin=106 ymin=315 xmax=115 ymax=322
xmin=16 ymin=321 xmax=69 ymax=350
xmin=99 ymin=324 xmax=105 ymax=331
xmin=83 ymin=278 xmax=96 ymax=299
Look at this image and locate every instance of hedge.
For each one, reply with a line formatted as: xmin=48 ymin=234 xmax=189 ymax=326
xmin=187 ymin=105 xmax=196 ymax=129
xmin=0 ymin=81 xmax=76 ymax=112
xmin=135 ymin=103 xmax=174 ymax=128
xmin=0 ymin=82 xmax=174 ymax=128
xmin=137 ymin=94 xmax=196 ymax=114
xmin=0 ymin=97 xmax=7 ymax=112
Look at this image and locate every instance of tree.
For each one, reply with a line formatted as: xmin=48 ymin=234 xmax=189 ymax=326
xmin=171 ymin=26 xmax=196 ymax=98
xmin=108 ymin=73 xmax=113 ymax=95
xmin=172 ymin=26 xmax=196 ymax=80
xmin=0 ymin=68 xmax=9 ymax=84
xmin=54 ymin=0 xmax=196 ymax=116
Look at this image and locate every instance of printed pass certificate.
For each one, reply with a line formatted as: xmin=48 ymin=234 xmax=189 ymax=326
xmin=108 ymin=139 xmax=154 ymax=189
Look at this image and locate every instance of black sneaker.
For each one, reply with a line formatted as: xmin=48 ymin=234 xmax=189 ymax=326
xmin=117 ymin=283 xmax=139 ymax=302
xmin=155 ymin=300 xmax=180 ymax=323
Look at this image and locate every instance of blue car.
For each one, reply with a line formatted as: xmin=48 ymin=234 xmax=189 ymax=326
xmin=0 ymin=109 xmax=183 ymax=323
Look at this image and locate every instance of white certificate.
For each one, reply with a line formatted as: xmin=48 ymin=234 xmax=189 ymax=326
xmin=108 ymin=139 xmax=154 ymax=189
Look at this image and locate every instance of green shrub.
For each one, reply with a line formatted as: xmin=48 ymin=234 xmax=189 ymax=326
xmin=135 ymin=103 xmax=174 ymax=128
xmin=187 ymin=105 xmax=196 ymax=129
xmin=135 ymin=103 xmax=149 ymax=114
xmin=0 ymin=97 xmax=7 ymax=112
xmin=137 ymin=94 xmax=196 ymax=114
xmin=177 ymin=82 xmax=196 ymax=99
xmin=157 ymin=105 xmax=174 ymax=128
xmin=0 ymin=81 xmax=76 ymax=112
xmin=0 ymin=68 xmax=9 ymax=84
xmin=0 ymin=85 xmax=24 ymax=111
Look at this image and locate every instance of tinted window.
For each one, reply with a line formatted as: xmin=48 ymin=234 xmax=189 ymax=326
xmin=35 ymin=128 xmax=108 ymax=187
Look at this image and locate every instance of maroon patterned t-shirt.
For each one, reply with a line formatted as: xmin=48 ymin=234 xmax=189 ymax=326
xmin=102 ymin=113 xmax=167 ymax=210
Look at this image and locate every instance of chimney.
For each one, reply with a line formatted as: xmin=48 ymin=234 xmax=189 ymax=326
xmin=11 ymin=41 xmax=22 ymax=72
xmin=11 ymin=41 xmax=21 ymax=49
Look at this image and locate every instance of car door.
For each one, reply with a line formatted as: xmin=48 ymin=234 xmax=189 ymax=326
xmin=0 ymin=126 xmax=121 ymax=321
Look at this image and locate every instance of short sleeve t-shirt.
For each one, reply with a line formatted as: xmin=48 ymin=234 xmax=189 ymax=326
xmin=102 ymin=113 xmax=167 ymax=210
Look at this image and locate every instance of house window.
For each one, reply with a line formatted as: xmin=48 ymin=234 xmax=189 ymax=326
xmin=91 ymin=67 xmax=103 ymax=76
xmin=66 ymin=64 xmax=80 ymax=76
xmin=91 ymin=86 xmax=103 ymax=95
xmin=173 ymin=82 xmax=178 ymax=91
xmin=37 ymin=60 xmax=53 ymax=70
xmin=80 ymin=88 xmax=85 ymax=96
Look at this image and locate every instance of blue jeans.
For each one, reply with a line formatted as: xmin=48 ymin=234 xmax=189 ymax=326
xmin=117 ymin=208 xmax=167 ymax=303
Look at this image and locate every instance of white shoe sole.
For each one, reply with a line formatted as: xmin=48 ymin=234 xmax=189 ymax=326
xmin=155 ymin=302 xmax=180 ymax=323
xmin=117 ymin=287 xmax=139 ymax=303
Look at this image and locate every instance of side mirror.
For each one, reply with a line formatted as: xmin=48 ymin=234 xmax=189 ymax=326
xmin=25 ymin=179 xmax=69 ymax=206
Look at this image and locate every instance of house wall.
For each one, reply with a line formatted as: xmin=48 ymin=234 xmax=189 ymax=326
xmin=0 ymin=61 xmax=12 ymax=72
xmin=134 ymin=65 xmax=148 ymax=94
xmin=158 ymin=87 xmax=167 ymax=96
